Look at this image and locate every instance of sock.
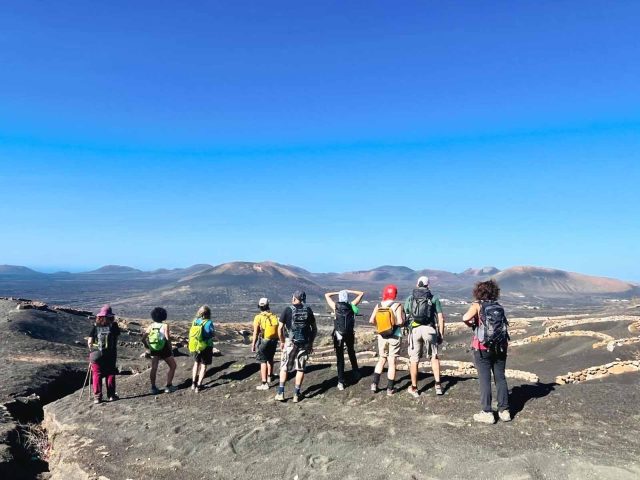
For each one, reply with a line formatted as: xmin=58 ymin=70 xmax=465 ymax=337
xmin=372 ymin=373 xmax=381 ymax=386
xmin=387 ymin=379 xmax=395 ymax=391
xmin=294 ymin=385 xmax=301 ymax=395
xmin=278 ymin=384 xmax=285 ymax=394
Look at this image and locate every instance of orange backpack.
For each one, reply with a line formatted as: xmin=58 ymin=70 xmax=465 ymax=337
xmin=375 ymin=303 xmax=398 ymax=336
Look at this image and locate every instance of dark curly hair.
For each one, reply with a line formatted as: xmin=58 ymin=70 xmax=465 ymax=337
xmin=150 ymin=307 xmax=168 ymax=322
xmin=473 ymin=279 xmax=500 ymax=301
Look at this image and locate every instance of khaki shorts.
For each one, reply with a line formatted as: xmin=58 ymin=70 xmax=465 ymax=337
xmin=377 ymin=335 xmax=401 ymax=359
xmin=280 ymin=339 xmax=309 ymax=372
xmin=408 ymin=325 xmax=438 ymax=362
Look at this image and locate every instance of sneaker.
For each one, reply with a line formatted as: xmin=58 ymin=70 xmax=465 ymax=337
xmin=191 ymin=383 xmax=196 ymax=391
xmin=407 ymin=386 xmax=420 ymax=398
xmin=337 ymin=382 xmax=345 ymax=391
xmin=164 ymin=385 xmax=176 ymax=394
xmin=386 ymin=388 xmax=396 ymax=397
xmin=473 ymin=411 xmax=496 ymax=424
xmin=499 ymin=410 xmax=512 ymax=422
xmin=370 ymin=383 xmax=378 ymax=394
xmin=150 ymin=386 xmax=161 ymax=395
xmin=435 ymin=384 xmax=444 ymax=396
xmin=93 ymin=397 xmax=102 ymax=404
xmin=274 ymin=392 xmax=285 ymax=402
xmin=256 ymin=383 xmax=269 ymax=391
xmin=293 ymin=393 xmax=301 ymax=403
xmin=107 ymin=394 xmax=119 ymax=402
xmin=194 ymin=386 xmax=200 ymax=393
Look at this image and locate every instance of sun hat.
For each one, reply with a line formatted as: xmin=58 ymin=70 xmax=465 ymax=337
xmin=97 ymin=305 xmax=115 ymax=318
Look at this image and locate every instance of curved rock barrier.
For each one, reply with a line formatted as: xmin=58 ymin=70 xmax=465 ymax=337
xmin=556 ymin=360 xmax=640 ymax=384
xmin=605 ymin=337 xmax=640 ymax=352
xmin=510 ymin=330 xmax=614 ymax=348
xmin=544 ymin=315 xmax=640 ymax=335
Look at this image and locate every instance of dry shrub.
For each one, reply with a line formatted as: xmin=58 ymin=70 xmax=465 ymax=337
xmin=18 ymin=423 xmax=51 ymax=462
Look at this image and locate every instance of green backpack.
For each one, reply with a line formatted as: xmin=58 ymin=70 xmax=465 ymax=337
xmin=188 ymin=318 xmax=212 ymax=353
xmin=147 ymin=323 xmax=166 ymax=352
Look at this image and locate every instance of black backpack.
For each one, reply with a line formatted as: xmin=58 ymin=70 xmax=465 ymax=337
xmin=476 ymin=301 xmax=509 ymax=349
xmin=334 ymin=302 xmax=355 ymax=334
xmin=289 ymin=305 xmax=311 ymax=346
xmin=410 ymin=288 xmax=436 ymax=326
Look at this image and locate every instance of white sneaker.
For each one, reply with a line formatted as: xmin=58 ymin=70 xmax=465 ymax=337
xmin=407 ymin=386 xmax=420 ymax=398
xmin=274 ymin=392 xmax=285 ymax=401
xmin=499 ymin=410 xmax=512 ymax=422
xmin=473 ymin=411 xmax=496 ymax=424
xmin=256 ymin=383 xmax=269 ymax=391
xmin=337 ymin=382 xmax=345 ymax=391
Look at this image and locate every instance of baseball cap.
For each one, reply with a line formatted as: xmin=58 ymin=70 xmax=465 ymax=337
xmin=417 ymin=276 xmax=430 ymax=288
xmin=258 ymin=297 xmax=269 ymax=307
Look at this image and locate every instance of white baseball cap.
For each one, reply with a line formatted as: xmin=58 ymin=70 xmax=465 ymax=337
xmin=258 ymin=297 xmax=269 ymax=307
xmin=417 ymin=276 xmax=429 ymax=287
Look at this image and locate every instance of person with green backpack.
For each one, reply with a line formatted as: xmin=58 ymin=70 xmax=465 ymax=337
xmin=143 ymin=307 xmax=178 ymax=395
xmin=189 ymin=305 xmax=215 ymax=392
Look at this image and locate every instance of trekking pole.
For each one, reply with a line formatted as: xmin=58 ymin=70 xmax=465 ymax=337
xmin=79 ymin=361 xmax=91 ymax=401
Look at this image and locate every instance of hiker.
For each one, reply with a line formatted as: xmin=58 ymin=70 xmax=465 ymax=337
xmin=251 ymin=297 xmax=280 ymax=390
xmin=189 ymin=305 xmax=215 ymax=393
xmin=87 ymin=305 xmax=120 ymax=404
xmin=142 ymin=307 xmax=178 ymax=394
xmin=275 ymin=290 xmax=317 ymax=403
xmin=462 ymin=279 xmax=511 ymax=424
xmin=404 ymin=276 xmax=446 ymax=397
xmin=324 ymin=289 xmax=365 ymax=390
xmin=369 ymin=285 xmax=405 ymax=396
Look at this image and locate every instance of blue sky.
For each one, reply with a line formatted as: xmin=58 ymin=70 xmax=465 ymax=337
xmin=1 ymin=1 xmax=639 ymax=280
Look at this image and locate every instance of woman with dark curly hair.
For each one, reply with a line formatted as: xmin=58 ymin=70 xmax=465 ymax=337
xmin=462 ymin=279 xmax=511 ymax=424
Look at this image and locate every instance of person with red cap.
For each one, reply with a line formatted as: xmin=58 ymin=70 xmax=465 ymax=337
xmin=369 ymin=285 xmax=405 ymax=395
xmin=87 ymin=305 xmax=121 ymax=404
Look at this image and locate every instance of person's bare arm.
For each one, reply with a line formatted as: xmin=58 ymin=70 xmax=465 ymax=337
xmin=278 ymin=322 xmax=285 ymax=347
xmin=393 ymin=303 xmax=405 ymax=325
xmin=438 ymin=312 xmax=445 ymax=336
xmin=369 ymin=305 xmax=379 ymax=325
xmin=462 ymin=303 xmax=478 ymax=327
xmin=251 ymin=321 xmax=260 ymax=352
xmin=350 ymin=290 xmax=365 ymax=306
xmin=163 ymin=324 xmax=171 ymax=341
xmin=324 ymin=292 xmax=337 ymax=311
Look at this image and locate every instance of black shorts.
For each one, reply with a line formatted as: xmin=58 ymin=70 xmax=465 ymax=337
xmin=193 ymin=345 xmax=213 ymax=365
xmin=149 ymin=342 xmax=173 ymax=359
xmin=256 ymin=338 xmax=278 ymax=363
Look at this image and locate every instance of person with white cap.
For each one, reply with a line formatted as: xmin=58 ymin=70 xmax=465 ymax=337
xmin=404 ymin=276 xmax=446 ymax=397
xmin=251 ymin=297 xmax=280 ymax=390
xmin=324 ymin=289 xmax=365 ymax=390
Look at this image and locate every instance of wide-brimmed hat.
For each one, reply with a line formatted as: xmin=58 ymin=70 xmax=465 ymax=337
xmin=96 ymin=305 xmax=115 ymax=318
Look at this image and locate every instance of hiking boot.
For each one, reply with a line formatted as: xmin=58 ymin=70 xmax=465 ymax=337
xmin=274 ymin=392 xmax=285 ymax=402
xmin=93 ymin=397 xmax=102 ymax=405
xmin=499 ymin=410 xmax=512 ymax=422
xmin=386 ymin=388 xmax=396 ymax=397
xmin=434 ymin=384 xmax=444 ymax=396
xmin=256 ymin=383 xmax=269 ymax=391
xmin=164 ymin=385 xmax=176 ymax=394
xmin=337 ymin=382 xmax=345 ymax=391
xmin=407 ymin=386 xmax=420 ymax=398
xmin=370 ymin=383 xmax=378 ymax=394
xmin=150 ymin=386 xmax=161 ymax=395
xmin=473 ymin=411 xmax=496 ymax=424
xmin=107 ymin=394 xmax=119 ymax=402
xmin=293 ymin=393 xmax=301 ymax=403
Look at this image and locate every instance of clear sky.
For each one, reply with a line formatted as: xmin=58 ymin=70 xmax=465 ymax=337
xmin=1 ymin=1 xmax=639 ymax=280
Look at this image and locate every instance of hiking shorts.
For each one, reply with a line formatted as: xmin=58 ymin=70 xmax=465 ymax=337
xmin=193 ymin=345 xmax=213 ymax=365
xmin=280 ymin=339 xmax=309 ymax=373
xmin=256 ymin=338 xmax=278 ymax=363
xmin=377 ymin=335 xmax=401 ymax=359
xmin=149 ymin=342 xmax=173 ymax=359
xmin=408 ymin=325 xmax=438 ymax=362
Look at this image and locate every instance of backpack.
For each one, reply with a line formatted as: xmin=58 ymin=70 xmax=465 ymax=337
xmin=258 ymin=312 xmax=279 ymax=339
xmin=147 ymin=323 xmax=167 ymax=352
xmin=188 ymin=318 xmax=213 ymax=353
xmin=476 ymin=301 xmax=509 ymax=349
xmin=375 ymin=303 xmax=399 ymax=337
xmin=410 ymin=288 xmax=436 ymax=326
xmin=94 ymin=325 xmax=111 ymax=351
xmin=289 ymin=305 xmax=311 ymax=346
xmin=334 ymin=302 xmax=355 ymax=335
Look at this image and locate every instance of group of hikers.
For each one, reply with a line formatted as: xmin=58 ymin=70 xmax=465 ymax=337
xmin=87 ymin=277 xmax=511 ymax=424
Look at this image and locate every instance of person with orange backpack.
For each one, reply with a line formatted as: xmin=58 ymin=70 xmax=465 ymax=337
xmin=369 ymin=285 xmax=405 ymax=396
xmin=251 ymin=297 xmax=280 ymax=390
